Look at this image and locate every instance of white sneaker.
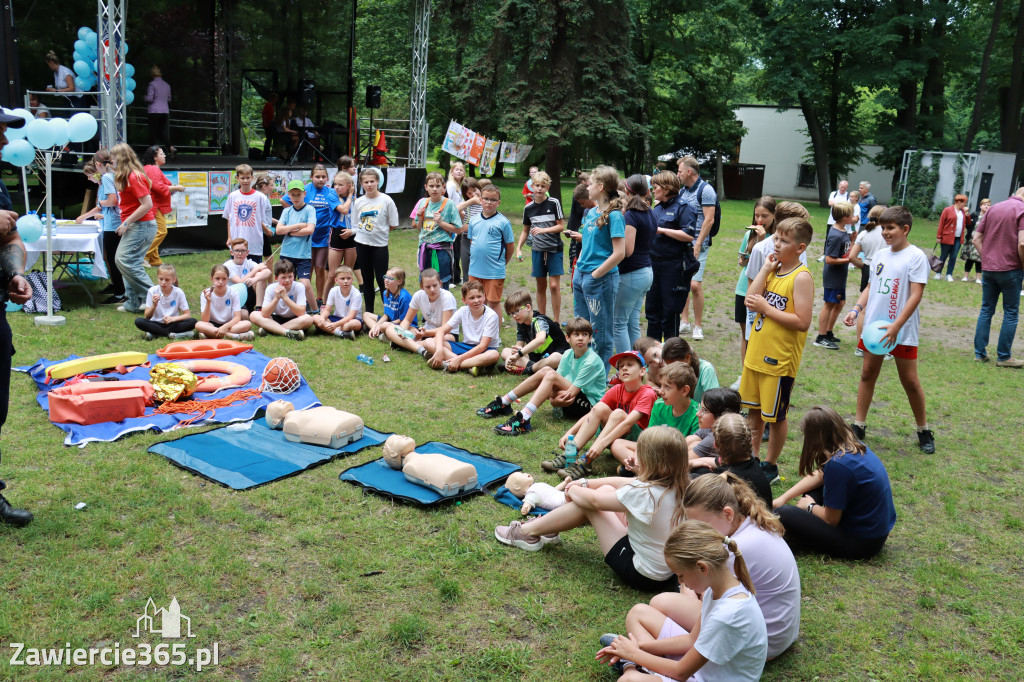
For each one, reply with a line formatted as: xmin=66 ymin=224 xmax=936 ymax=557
xmin=817 ymin=255 xmax=826 ymax=263
xmin=144 ymin=332 xmax=155 ymax=341
xmin=238 ymin=331 xmax=255 ymax=342
xmin=679 ymin=322 xmax=691 ymax=334
xmin=168 ymin=331 xmax=195 ymax=340
xmin=933 ymin=273 xmax=941 ymax=280
xmin=976 ymin=279 xmax=983 ymax=284
xmin=256 ymin=327 xmax=267 ymax=337
xmin=961 ymin=277 xmax=969 ymax=282
xmin=854 ymin=347 xmax=864 ymax=357
xmin=285 ymin=329 xmax=305 ymax=341
xmin=730 ymin=376 xmax=741 ymax=391
xmin=692 ymin=326 xmax=704 ymax=340
xmin=946 ymin=274 xmax=954 ymax=282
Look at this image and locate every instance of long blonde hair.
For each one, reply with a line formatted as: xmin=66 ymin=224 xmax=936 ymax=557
xmin=664 ymin=520 xmax=756 ymax=594
xmin=683 ymin=472 xmax=784 ymax=536
xmin=590 ymin=165 xmax=625 ymax=228
xmin=634 ymin=425 xmax=689 ymax=526
xmin=110 ymin=143 xmax=151 ymax=192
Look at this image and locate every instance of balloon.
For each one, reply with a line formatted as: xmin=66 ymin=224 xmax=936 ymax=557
xmin=0 ymin=139 xmax=35 ymax=167
xmin=2 ymin=109 xmax=29 ymax=140
xmin=125 ymin=63 xmax=135 ymax=78
xmin=78 ymin=26 xmax=91 ymax=41
xmin=25 ymin=118 xmax=54 ymax=149
xmin=861 ymin=319 xmax=896 ymax=356
xmin=84 ymin=39 xmax=97 ymax=57
xmin=123 ymin=43 xmax=129 ymax=54
xmin=74 ymin=60 xmax=91 ymax=78
xmin=73 ymin=50 xmax=84 ymax=63
xmin=125 ymin=90 xmax=135 ymax=105
xmin=74 ymin=75 xmax=90 ymax=91
xmin=68 ymin=113 xmax=99 ymax=142
xmin=230 ymin=283 xmax=248 ymax=303
xmin=74 ymin=39 xmax=87 ymax=55
xmin=15 ymin=215 xmax=44 ymax=243
xmin=48 ymin=118 xmax=70 ymax=147
xmin=92 ymin=59 xmax=98 ymax=73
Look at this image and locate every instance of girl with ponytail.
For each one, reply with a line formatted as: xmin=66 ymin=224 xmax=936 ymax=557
xmin=598 ymin=519 xmax=768 ymax=680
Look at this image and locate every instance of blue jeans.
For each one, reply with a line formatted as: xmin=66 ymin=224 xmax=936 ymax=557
xmin=573 ymin=268 xmax=619 ymax=367
xmin=974 ymin=269 xmax=1023 ymax=361
xmin=939 ymin=238 xmax=961 ymax=276
xmin=613 ymin=266 xmax=653 ymax=354
xmin=115 ymin=220 xmax=157 ymax=312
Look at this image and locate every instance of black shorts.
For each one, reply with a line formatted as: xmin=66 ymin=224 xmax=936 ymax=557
xmin=562 ymin=393 xmax=593 ymax=421
xmin=330 ymin=227 xmax=357 ymax=251
xmin=604 ymin=536 xmax=679 ymax=593
xmin=271 ymin=313 xmax=295 ymax=325
xmin=734 ymin=294 xmax=748 ymax=325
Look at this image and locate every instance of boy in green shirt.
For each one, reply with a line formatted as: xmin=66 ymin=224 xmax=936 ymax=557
xmin=611 ymin=362 xmax=698 ymax=473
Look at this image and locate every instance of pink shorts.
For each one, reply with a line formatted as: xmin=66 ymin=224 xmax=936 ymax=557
xmin=644 ymin=618 xmax=687 ymax=682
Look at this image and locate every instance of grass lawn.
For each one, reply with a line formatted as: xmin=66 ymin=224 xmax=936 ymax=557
xmin=2 ymin=181 xmax=1023 ymax=680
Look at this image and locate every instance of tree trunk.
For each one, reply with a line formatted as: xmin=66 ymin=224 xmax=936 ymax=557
xmin=999 ymin=0 xmax=1024 ymax=151
xmin=800 ymin=94 xmax=831 ymax=207
xmin=964 ymin=0 xmax=1004 ymax=151
xmin=546 ymin=138 xmax=563 ymax=205
xmin=715 ymin=151 xmax=725 ymax=200
xmin=918 ymin=3 xmax=948 ymax=144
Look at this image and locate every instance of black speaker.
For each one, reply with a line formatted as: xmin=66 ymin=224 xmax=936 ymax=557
xmin=365 ymin=85 xmax=381 ymax=109
xmin=300 ymin=79 xmax=316 ymax=107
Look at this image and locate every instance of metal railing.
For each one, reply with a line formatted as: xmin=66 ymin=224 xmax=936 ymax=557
xmin=354 ymin=116 xmax=412 ymax=166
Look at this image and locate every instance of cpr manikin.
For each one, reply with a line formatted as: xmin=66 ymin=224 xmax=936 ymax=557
xmin=266 ymin=399 xmax=364 ymax=448
xmin=382 ymin=434 xmax=478 ymax=497
xmin=505 ymin=471 xmax=570 ymax=515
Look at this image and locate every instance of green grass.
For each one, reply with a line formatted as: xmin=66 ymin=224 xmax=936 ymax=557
xmin=2 ymin=187 xmax=1023 ymax=680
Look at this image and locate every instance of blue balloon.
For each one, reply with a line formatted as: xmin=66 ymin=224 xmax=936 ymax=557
xmin=16 ymin=215 xmax=44 ymax=243
xmin=230 ymin=282 xmax=248 ymax=303
xmin=1 ymin=139 xmax=35 ymax=167
xmin=68 ymin=113 xmax=99 ymax=142
xmin=125 ymin=90 xmax=135 ymax=106
xmin=126 ymin=77 xmax=136 ymax=92
xmin=125 ymin=63 xmax=135 ymax=78
xmin=78 ymin=26 xmax=91 ymax=41
xmin=74 ymin=60 xmax=91 ymax=78
xmin=862 ymin=319 xmax=896 ymax=356
xmin=91 ymin=59 xmax=98 ymax=73
xmin=25 ymin=118 xmax=54 ymax=149
xmin=74 ymin=39 xmax=87 ymax=55
xmin=123 ymin=43 xmax=129 ymax=55
xmin=74 ymin=75 xmax=88 ymax=91
xmin=48 ymin=118 xmax=70 ymax=147
xmin=73 ymin=50 xmax=84 ymax=64
xmin=2 ymin=109 xmax=30 ymax=140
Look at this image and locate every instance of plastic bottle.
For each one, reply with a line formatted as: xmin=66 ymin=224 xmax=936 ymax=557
xmin=564 ymin=435 xmax=577 ymax=465
xmin=356 ymin=354 xmax=374 ymax=366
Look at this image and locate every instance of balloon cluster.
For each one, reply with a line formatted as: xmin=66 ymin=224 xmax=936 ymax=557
xmin=1 ymin=107 xmax=98 ymax=165
xmin=71 ymin=26 xmax=135 ymax=105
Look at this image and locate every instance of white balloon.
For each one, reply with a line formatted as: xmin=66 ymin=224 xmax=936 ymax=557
xmin=25 ymin=118 xmax=54 ymax=149
xmin=48 ymin=118 xmax=70 ymax=147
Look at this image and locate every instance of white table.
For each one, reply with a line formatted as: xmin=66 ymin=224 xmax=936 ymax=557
xmin=24 ymin=221 xmax=108 ymax=306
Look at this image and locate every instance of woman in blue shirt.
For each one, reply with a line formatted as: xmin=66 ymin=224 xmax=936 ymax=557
xmin=571 ymin=165 xmax=624 ymax=367
xmin=613 ymin=174 xmax=655 ymax=354
xmin=645 ymin=170 xmax=699 ymax=341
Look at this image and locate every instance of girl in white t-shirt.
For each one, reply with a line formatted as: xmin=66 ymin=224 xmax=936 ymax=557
xmin=135 ymin=264 xmax=197 ymax=340
xmin=384 ymin=268 xmax=458 ymax=357
xmin=494 ymin=426 xmax=689 ymax=593
xmin=598 ymin=520 xmax=768 ymax=682
xmin=195 ymin=264 xmax=253 ymax=341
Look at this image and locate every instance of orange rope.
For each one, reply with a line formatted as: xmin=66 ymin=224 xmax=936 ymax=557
xmin=155 ymin=388 xmax=263 ymax=427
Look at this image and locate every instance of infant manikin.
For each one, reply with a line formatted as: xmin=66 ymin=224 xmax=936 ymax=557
xmin=505 ymin=472 xmax=570 ymax=515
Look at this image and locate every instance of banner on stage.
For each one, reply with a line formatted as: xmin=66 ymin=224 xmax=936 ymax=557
xmin=166 ymin=171 xmax=210 ymax=227
xmin=386 ymin=167 xmax=406 ymax=194
xmin=480 ymin=139 xmax=501 ymax=176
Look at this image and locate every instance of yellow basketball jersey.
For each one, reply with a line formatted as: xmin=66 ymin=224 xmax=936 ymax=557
xmin=744 ymin=264 xmax=811 ymax=377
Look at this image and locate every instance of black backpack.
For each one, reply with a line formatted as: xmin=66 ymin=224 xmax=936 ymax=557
xmin=696 ymin=178 xmax=722 ymax=245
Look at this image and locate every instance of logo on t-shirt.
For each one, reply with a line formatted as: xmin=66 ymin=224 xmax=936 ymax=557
xmin=359 ymin=209 xmax=379 ymax=232
xmin=875 ymin=262 xmax=884 ymax=276
xmin=234 ymin=201 xmax=258 ymax=227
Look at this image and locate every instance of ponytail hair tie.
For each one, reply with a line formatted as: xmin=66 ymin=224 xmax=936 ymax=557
xmin=723 ymin=536 xmax=732 ymax=551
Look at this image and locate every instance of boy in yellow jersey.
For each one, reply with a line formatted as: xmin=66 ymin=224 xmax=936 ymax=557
xmin=742 ymin=217 xmax=815 ymax=483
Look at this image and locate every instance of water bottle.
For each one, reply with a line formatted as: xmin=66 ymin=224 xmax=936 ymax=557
xmin=356 ymin=354 xmax=374 ymax=366
xmin=564 ymin=435 xmax=577 ymax=465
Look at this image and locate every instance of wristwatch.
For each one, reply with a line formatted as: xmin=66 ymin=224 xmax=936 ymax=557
xmin=807 ymin=503 xmax=817 ymax=514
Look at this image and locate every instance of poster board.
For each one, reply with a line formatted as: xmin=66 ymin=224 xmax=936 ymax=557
xmin=164 ymin=171 xmax=210 ymax=227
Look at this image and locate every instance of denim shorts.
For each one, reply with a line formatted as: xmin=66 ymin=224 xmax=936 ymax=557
xmin=531 ymin=249 xmax=565 ymax=277
xmin=692 ymin=247 xmax=709 ymax=282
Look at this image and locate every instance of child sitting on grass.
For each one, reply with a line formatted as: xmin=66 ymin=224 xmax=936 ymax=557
xmin=479 ymin=317 xmax=606 ymax=436
xmin=135 ymin=264 xmax=197 ymax=340
xmin=195 ymin=264 xmax=254 ymax=341
xmin=363 ymin=266 xmax=413 ymax=340
xmin=543 ymin=350 xmax=657 ymax=480
xmin=611 ymin=362 xmax=699 ymax=475
xmin=686 ymin=387 xmax=742 ymax=461
xmin=312 ymin=265 xmax=364 ymax=339
xmin=384 ymin=268 xmax=457 ymax=358
xmin=501 ymin=290 xmax=569 ymax=375
xmin=661 ymin=336 xmax=719 ymax=403
xmin=423 ymin=281 xmax=500 ymax=375
xmin=250 ymin=259 xmax=314 ymax=340
xmin=224 ymin=238 xmax=271 ymax=313
xmin=690 ymin=413 xmax=772 ymax=506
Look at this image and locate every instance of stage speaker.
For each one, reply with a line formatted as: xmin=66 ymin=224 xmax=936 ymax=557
xmin=365 ymin=85 xmax=382 ymax=109
xmin=300 ymin=79 xmax=316 ymax=107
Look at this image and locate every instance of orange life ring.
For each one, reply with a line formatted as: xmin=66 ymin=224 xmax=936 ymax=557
xmin=156 ymin=339 xmax=253 ymax=360
xmin=175 ymin=360 xmax=254 ymax=393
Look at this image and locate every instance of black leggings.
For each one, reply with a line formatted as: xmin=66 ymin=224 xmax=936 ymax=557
xmin=356 ymin=243 xmax=389 ymax=314
xmin=776 ymin=488 xmax=888 ymax=560
xmin=134 ymin=317 xmax=197 ymax=336
xmin=645 ymin=258 xmax=692 ymax=341
xmin=964 ymin=260 xmax=981 ymax=274
xmin=451 ymin=234 xmax=463 ymax=283
xmin=103 ymin=231 xmax=126 ymax=295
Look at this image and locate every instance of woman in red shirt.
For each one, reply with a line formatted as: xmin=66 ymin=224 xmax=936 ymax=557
xmin=141 ymin=145 xmax=184 ymax=266
xmin=111 ymin=143 xmax=158 ymax=314
xmin=935 ymin=194 xmax=971 ymax=282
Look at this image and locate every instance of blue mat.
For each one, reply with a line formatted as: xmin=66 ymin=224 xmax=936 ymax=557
xmin=339 ymin=442 xmax=521 ymax=506
xmin=16 ymin=350 xmax=321 ymax=446
xmin=148 ymin=418 xmax=392 ymax=489
xmin=492 ymin=486 xmax=549 ymax=516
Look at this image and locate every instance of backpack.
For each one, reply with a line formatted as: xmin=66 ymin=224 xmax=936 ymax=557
xmin=696 ymin=178 xmax=722 ymax=245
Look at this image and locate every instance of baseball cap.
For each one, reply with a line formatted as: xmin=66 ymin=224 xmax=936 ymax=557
xmin=608 ymin=350 xmax=646 ymax=370
xmin=0 ymin=110 xmax=27 ymax=128
xmin=286 ymin=179 xmax=305 ymax=192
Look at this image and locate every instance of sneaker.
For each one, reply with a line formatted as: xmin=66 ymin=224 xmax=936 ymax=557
xmin=197 ymin=332 xmax=207 ymax=339
xmin=759 ymin=460 xmax=780 ymax=485
xmin=144 ymin=332 xmax=155 ymax=341
xmin=507 ymin=364 xmax=526 ymax=375
xmin=494 ymin=520 xmax=543 ymax=551
xmin=101 ymin=294 xmax=126 ymax=305
xmin=168 ymin=331 xmax=195 ymax=340
xmin=238 ymin=331 xmax=255 ymax=342
xmin=340 ymin=331 xmax=355 ymax=340
xmin=917 ymin=429 xmax=936 ymax=454
xmin=285 ymin=329 xmax=305 ymax=341
xmin=477 ymin=396 xmax=513 ymax=419
xmin=854 ymin=347 xmax=864 ymax=357
xmin=813 ymin=336 xmax=840 ymax=350
xmin=730 ymin=375 xmax=741 ymax=391
xmin=762 ymin=424 xmax=770 ymax=442
xmin=692 ymin=326 xmax=704 ymax=340
xmin=416 ymin=346 xmax=429 ymax=358
xmin=541 ymin=452 xmax=567 ymax=472
xmin=946 ymin=274 xmax=954 ymax=282
xmin=557 ymin=460 xmax=593 ymax=480
xmin=615 ymin=465 xmax=636 ymax=477
xmin=494 ymin=412 xmax=532 ymax=436
xmin=851 ymin=423 xmax=866 ymax=441
xmin=817 ymin=255 xmax=826 ymax=263
xmin=995 ymin=358 xmax=1024 ymax=368
xmin=883 ymin=353 xmax=894 ymax=361
xmin=975 ymin=278 xmax=982 ymax=284
xmin=256 ymin=327 xmax=268 ymax=337
xmin=961 ymin=276 xmax=969 ymax=282
xmin=826 ymin=331 xmax=842 ymax=344
xmin=539 ymin=533 xmax=562 ymax=546
xmin=678 ymin=322 xmax=691 ymax=334
xmin=932 ymin=272 xmax=941 ymax=280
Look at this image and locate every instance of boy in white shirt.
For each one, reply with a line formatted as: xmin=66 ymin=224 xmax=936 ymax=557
xmin=135 ymin=264 xmax=197 ymax=340
xmin=423 ymin=281 xmax=500 ymax=375
xmin=312 ymin=265 xmax=364 ymax=339
xmin=223 ymin=164 xmax=272 ymax=257
xmin=249 ymin=260 xmax=314 ymax=340
xmin=384 ymin=268 xmax=459 ymax=357
xmin=224 ymin=238 xmax=271 ymax=313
